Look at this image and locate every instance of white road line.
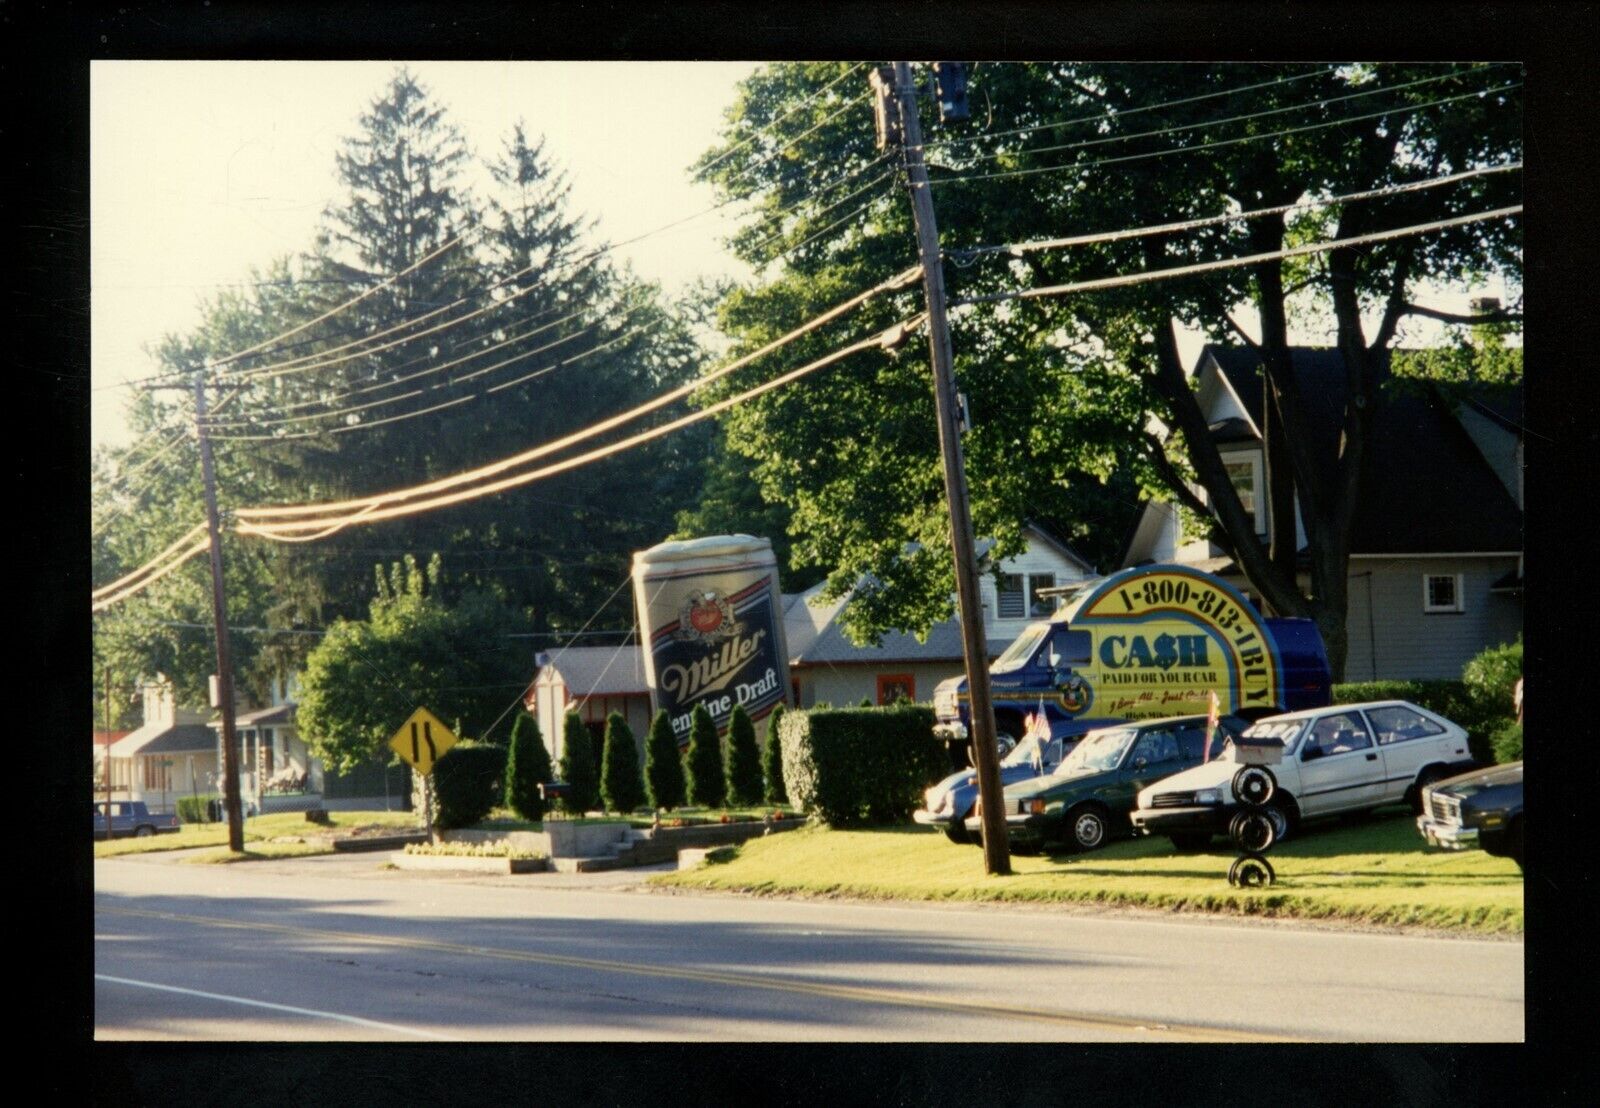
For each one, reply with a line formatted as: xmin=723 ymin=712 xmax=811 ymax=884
xmin=95 ymin=974 xmax=460 ymax=1040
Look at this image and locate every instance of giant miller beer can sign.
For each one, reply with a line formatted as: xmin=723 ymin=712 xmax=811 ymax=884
xmin=632 ymin=535 xmax=790 ymax=742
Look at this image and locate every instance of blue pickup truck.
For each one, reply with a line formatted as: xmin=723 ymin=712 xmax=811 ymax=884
xmin=93 ymin=800 xmax=181 ymax=839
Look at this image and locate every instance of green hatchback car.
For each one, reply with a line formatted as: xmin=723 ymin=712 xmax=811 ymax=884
xmin=963 ymin=713 xmax=1246 ymax=852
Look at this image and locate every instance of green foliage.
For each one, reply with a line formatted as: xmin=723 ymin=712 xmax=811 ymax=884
xmin=762 ymin=703 xmax=789 ymax=805
xmin=177 ymin=795 xmax=214 ymax=824
xmin=504 ymin=712 xmax=551 ymax=821
xmin=1461 ymin=637 xmax=1523 ymax=715
xmin=296 ymin=556 xmax=528 ymax=775
xmin=431 ymin=741 xmax=508 ymax=830
xmin=692 ymin=62 xmax=1521 ymax=674
xmin=600 ymin=712 xmax=646 ymax=814
xmin=1491 ymin=721 xmax=1522 ymax=764
xmin=724 ymin=704 xmax=765 ymax=807
xmin=644 ymin=709 xmax=687 ymax=811
xmin=558 ymin=710 xmax=599 ymax=815
xmin=684 ymin=704 xmax=727 ymax=808
xmin=778 ymin=705 xmax=945 ymax=826
xmin=1332 ymin=680 xmax=1505 ymax=765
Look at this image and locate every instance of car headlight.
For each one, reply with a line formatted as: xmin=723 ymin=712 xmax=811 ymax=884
xmin=1193 ymin=788 xmax=1222 ymax=805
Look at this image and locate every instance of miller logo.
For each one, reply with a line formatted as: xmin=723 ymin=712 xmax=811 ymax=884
xmin=673 ymin=589 xmax=738 ymax=644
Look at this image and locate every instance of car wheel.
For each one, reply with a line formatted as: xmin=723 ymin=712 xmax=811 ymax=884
xmin=1228 ymin=853 xmax=1276 ymax=888
xmin=1268 ymin=796 xmax=1297 ymax=843
xmin=1069 ymin=806 xmax=1109 ymax=852
xmin=1233 ymin=766 xmax=1276 ymax=807
xmin=134 ymin=826 xmax=154 ymax=838
xmin=1169 ymin=833 xmax=1212 ymax=853
xmin=943 ymin=822 xmax=972 ymax=845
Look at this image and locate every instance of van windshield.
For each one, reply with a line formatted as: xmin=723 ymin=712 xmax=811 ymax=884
xmin=992 ymin=623 xmax=1052 ymax=673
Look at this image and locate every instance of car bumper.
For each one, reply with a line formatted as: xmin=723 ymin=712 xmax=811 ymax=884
xmin=960 ymin=813 xmax=1055 ymax=844
xmin=1417 ymin=816 xmax=1480 ymax=851
xmin=933 ymin=721 xmax=968 ymax=742
xmin=913 ymin=808 xmax=959 ymax=831
xmin=1129 ymin=805 xmax=1233 ymax=837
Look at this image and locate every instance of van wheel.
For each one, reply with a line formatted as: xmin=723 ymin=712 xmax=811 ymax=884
xmin=1068 ymin=805 xmax=1109 ymax=852
xmin=968 ymin=731 xmax=1018 ymax=766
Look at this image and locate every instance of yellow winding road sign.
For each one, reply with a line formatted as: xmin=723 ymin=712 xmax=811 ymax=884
xmin=388 ymin=707 xmax=458 ymax=775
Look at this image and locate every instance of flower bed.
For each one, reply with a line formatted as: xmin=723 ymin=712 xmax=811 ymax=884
xmin=395 ymin=840 xmax=547 ymax=874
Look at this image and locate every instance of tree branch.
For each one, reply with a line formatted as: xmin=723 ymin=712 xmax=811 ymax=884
xmin=1399 ymin=303 xmax=1523 ymax=326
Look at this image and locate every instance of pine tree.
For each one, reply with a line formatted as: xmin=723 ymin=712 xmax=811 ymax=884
xmin=762 ymin=703 xmax=788 ymax=805
xmin=644 ymin=709 xmax=686 ymax=812
xmin=684 ymin=704 xmax=726 ymax=809
xmin=559 ymin=709 xmax=598 ymax=815
xmin=504 ymin=712 xmax=551 ymax=821
xmin=600 ymin=711 xmax=645 ymax=814
xmin=725 ymin=704 xmax=764 ymax=808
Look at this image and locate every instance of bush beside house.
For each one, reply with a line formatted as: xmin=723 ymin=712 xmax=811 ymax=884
xmin=504 ymin=712 xmax=552 ymax=822
xmin=684 ymin=704 xmax=726 ymax=808
xmin=600 ymin=711 xmax=645 ymax=814
xmin=762 ymin=703 xmax=788 ymax=805
xmin=559 ymin=710 xmax=599 ymax=815
xmin=724 ymin=704 xmax=764 ymax=807
xmin=779 ymin=704 xmax=944 ymax=826
xmin=644 ymin=709 xmax=686 ymax=811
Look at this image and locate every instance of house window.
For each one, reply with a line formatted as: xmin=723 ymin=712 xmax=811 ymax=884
xmin=142 ymin=758 xmax=170 ymax=790
xmin=877 ymin=674 xmax=916 ymax=705
xmin=996 ymin=572 xmax=1057 ymax=619
xmin=1223 ymin=455 xmax=1264 ymax=533
xmin=1423 ymin=574 xmax=1465 ymax=614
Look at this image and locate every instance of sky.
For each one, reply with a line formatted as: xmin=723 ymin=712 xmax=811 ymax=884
xmin=91 ymin=60 xmax=762 ymax=449
xmin=91 ymin=60 xmax=1513 ymax=454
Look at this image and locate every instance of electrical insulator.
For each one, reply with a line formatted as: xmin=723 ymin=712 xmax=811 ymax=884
xmin=932 ymin=61 xmax=970 ymax=123
xmin=869 ymin=66 xmax=901 ymax=150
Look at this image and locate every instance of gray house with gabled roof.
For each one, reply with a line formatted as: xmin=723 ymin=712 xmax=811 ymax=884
xmin=1120 ymin=345 xmax=1523 ymax=681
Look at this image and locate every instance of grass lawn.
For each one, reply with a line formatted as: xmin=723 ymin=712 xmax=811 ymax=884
xmin=181 ymin=841 xmax=337 ymax=864
xmin=93 ymin=809 xmax=419 ymax=858
xmin=652 ymin=809 xmax=1524 ymax=934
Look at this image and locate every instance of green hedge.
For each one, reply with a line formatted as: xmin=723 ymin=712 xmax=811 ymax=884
xmin=1491 ymin=721 xmax=1522 ymax=763
xmin=177 ymin=795 xmax=214 ymax=824
xmin=1332 ymin=680 xmax=1507 ymax=765
xmin=431 ymin=741 xmax=507 ymax=829
xmin=779 ymin=704 xmax=945 ymax=826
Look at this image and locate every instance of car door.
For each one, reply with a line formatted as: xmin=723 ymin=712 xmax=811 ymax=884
xmin=1363 ymin=703 xmax=1467 ymax=802
xmin=1119 ymin=727 xmax=1190 ymax=809
xmin=1294 ymin=710 xmax=1386 ymax=817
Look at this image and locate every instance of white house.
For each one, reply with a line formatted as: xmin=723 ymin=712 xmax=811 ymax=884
xmin=207 ymin=673 xmax=327 ymax=813
xmin=1119 ymin=345 xmax=1523 ymax=680
xmin=102 ymin=677 xmax=218 ymax=815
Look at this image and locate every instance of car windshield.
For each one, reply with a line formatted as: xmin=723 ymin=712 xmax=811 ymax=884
xmin=1240 ymin=719 xmax=1306 ymax=755
xmin=1055 ymin=727 xmax=1137 ymax=774
xmin=1001 ymin=734 xmax=1061 ymax=768
xmin=991 ymin=623 xmax=1051 ymax=673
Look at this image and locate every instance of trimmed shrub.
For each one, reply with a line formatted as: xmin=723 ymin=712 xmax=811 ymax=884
xmin=558 ymin=710 xmax=599 ymax=815
xmin=432 ymin=741 xmax=507 ymax=830
xmin=1492 ymin=721 xmax=1523 ymax=764
xmin=504 ymin=712 xmax=551 ymax=822
xmin=1462 ymin=637 xmax=1522 ymax=715
xmin=177 ymin=795 xmax=214 ymax=824
xmin=1333 ymin=679 xmax=1505 ymax=765
xmin=644 ymin=709 xmax=686 ymax=811
xmin=684 ymin=704 xmax=726 ymax=808
xmin=762 ymin=703 xmax=788 ymax=805
xmin=724 ymin=704 xmax=764 ymax=807
xmin=600 ymin=712 xmax=646 ymax=814
xmin=779 ymin=704 xmax=945 ymax=826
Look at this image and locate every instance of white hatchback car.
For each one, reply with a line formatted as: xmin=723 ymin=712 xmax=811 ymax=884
xmin=1129 ymin=700 xmax=1475 ymax=851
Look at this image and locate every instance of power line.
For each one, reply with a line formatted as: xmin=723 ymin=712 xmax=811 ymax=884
xmin=698 ymin=62 xmax=868 ymax=176
xmin=922 ymin=82 xmax=1522 ymax=190
xmin=231 ymin=266 xmax=919 ymax=521
xmin=947 ymin=162 xmax=1521 ymax=260
xmin=948 ymin=206 xmax=1521 ymax=309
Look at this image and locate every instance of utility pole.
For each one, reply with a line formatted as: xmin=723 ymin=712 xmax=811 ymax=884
xmin=889 ymin=61 xmax=1010 ymax=875
xmin=102 ymin=667 xmax=113 ymax=822
xmin=194 ymin=373 xmax=246 ymax=853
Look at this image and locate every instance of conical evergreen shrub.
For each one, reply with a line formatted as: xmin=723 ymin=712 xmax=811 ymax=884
xmin=558 ymin=709 xmax=599 ymax=815
xmin=644 ymin=709 xmax=686 ymax=811
xmin=684 ymin=703 xmax=726 ymax=809
xmin=762 ymin=703 xmax=788 ymax=805
xmin=725 ymin=704 xmax=764 ymax=807
xmin=600 ymin=711 xmax=645 ymax=814
xmin=504 ymin=711 xmax=552 ymax=821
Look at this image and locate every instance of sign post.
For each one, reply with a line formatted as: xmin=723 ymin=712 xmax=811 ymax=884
xmin=388 ymin=707 xmax=459 ymax=841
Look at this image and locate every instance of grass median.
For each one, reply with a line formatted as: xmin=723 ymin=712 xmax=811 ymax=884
xmin=93 ymin=810 xmax=419 ymax=858
xmin=651 ymin=809 xmax=1523 ymax=934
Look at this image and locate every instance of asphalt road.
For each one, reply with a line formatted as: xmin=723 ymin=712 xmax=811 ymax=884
xmin=94 ymin=851 xmax=1523 ymax=1042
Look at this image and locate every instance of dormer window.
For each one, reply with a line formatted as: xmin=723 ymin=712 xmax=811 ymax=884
xmin=1222 ymin=454 xmax=1265 ymax=534
xmin=997 ymin=572 xmax=1057 ymax=618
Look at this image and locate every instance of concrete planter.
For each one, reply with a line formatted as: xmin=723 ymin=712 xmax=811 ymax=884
xmin=392 ymin=852 xmax=548 ymax=874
